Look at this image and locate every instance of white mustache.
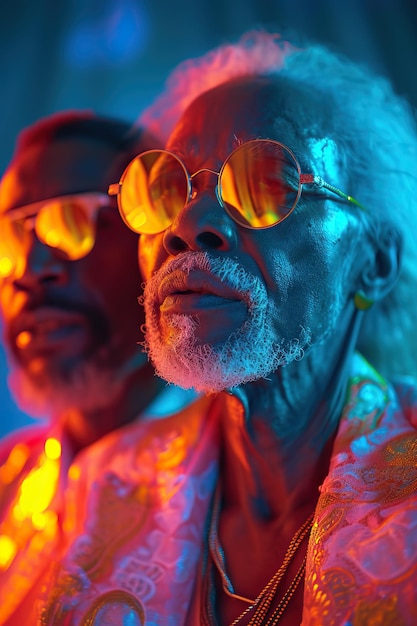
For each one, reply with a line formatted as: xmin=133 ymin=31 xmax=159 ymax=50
xmin=144 ymin=251 xmax=264 ymax=313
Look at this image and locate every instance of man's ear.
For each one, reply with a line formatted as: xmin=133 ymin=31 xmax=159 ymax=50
xmin=360 ymin=223 xmax=402 ymax=302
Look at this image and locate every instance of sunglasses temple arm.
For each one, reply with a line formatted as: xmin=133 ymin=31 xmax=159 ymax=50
xmin=108 ymin=183 xmax=120 ymax=197
xmin=300 ymin=173 xmax=367 ymax=213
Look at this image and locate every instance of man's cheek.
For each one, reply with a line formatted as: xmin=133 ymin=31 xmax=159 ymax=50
xmin=138 ymin=234 xmax=164 ymax=280
xmin=0 ymin=285 xmax=26 ymax=321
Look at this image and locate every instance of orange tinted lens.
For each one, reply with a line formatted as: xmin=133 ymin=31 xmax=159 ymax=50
xmin=119 ymin=151 xmax=189 ymax=235
xmin=220 ymin=141 xmax=301 ymax=228
xmin=0 ymin=217 xmax=29 ymax=278
xmin=36 ymin=199 xmax=95 ymax=260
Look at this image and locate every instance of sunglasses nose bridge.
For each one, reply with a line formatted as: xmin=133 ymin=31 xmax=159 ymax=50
xmin=190 ymin=167 xmax=220 ymax=179
xmin=188 ymin=168 xmax=221 ymax=206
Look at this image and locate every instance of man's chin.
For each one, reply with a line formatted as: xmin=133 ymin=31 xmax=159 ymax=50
xmin=149 ymin=349 xmax=270 ymax=395
xmin=144 ymin=335 xmax=258 ymax=395
xmin=145 ymin=320 xmax=312 ymax=396
xmin=7 ymin=361 xmax=125 ymax=419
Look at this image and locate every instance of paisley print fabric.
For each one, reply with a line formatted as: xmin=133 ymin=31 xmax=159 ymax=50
xmin=303 ymin=354 xmax=417 ymax=625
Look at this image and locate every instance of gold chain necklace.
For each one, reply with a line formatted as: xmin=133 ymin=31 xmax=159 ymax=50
xmin=202 ymin=486 xmax=314 ymax=625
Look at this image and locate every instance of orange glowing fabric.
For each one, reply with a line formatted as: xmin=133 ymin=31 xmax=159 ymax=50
xmin=0 ymin=388 xmax=218 ymax=625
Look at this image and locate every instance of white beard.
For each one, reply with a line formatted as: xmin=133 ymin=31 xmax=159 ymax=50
xmin=143 ymin=252 xmax=311 ymax=394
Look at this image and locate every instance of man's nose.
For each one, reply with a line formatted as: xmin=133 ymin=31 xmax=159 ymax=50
xmin=162 ymin=184 xmax=238 ymax=255
xmin=13 ymin=234 xmax=68 ymax=291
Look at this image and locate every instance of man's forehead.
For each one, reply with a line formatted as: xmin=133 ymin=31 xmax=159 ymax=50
xmin=167 ymin=76 xmax=335 ymax=164
xmin=0 ymin=138 xmax=119 ymax=213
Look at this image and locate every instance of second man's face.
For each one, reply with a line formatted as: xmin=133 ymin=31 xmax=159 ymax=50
xmin=0 ymin=137 xmax=145 ymax=413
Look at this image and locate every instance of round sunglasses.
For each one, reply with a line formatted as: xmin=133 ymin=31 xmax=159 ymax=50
xmin=108 ymin=139 xmax=366 ymax=235
xmin=0 ymin=192 xmax=110 ymax=279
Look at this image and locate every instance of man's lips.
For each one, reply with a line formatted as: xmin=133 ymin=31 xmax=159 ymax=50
xmin=11 ymin=307 xmax=88 ymax=351
xmin=157 ymin=269 xmax=245 ymax=314
xmin=158 ymin=268 xmax=242 ymax=303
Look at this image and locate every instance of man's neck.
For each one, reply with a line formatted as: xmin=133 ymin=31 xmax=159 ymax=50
xmin=224 ymin=306 xmax=362 ymax=510
xmin=60 ymin=363 xmax=165 ymax=458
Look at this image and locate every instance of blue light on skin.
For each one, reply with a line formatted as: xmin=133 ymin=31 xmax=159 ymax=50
xmin=303 ymin=136 xmax=365 ymax=289
xmin=307 ymin=137 xmax=340 ymax=183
